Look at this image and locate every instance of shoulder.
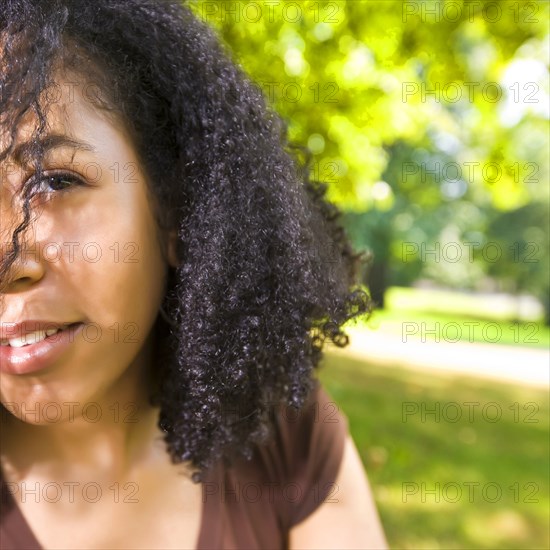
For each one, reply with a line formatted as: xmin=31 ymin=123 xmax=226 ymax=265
xmin=261 ymin=380 xmax=388 ymax=549
xmin=268 ymin=380 xmax=350 ymax=526
xmin=199 ymin=380 xmax=351 ymax=548
xmin=288 ymin=433 xmax=388 ymax=549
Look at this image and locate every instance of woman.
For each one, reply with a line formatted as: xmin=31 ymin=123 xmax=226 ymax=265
xmin=0 ymin=1 xmax=388 ymax=548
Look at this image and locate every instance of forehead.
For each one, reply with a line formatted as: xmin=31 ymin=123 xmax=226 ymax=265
xmin=1 ymin=70 xmax=128 ymax=166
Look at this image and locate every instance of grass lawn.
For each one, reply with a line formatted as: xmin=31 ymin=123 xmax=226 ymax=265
xmin=317 ymin=353 xmax=550 ymax=549
xmin=355 ymin=308 xmax=550 ymax=349
xmin=344 ymin=286 xmax=550 ymax=349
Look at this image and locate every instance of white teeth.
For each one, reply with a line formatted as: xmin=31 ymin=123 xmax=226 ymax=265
xmin=1 ymin=328 xmax=61 ymax=348
xmin=8 ymin=330 xmax=48 ymax=348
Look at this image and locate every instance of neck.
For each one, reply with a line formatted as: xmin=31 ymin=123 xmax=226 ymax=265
xmin=0 ymin=336 xmax=165 ymax=482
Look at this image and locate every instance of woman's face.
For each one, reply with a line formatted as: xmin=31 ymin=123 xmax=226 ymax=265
xmin=0 ymin=74 xmax=176 ymax=424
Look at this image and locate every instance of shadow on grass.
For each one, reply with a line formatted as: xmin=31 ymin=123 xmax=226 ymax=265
xmin=317 ymin=352 xmax=550 ymax=549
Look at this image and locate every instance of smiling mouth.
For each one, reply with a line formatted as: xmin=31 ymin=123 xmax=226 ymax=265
xmin=0 ymin=323 xmax=82 ymax=348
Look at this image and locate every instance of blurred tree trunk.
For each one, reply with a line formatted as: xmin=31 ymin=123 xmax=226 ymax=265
xmin=365 ymin=259 xmax=388 ymax=310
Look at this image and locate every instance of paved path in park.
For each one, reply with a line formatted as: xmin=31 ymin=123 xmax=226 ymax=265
xmin=327 ymin=326 xmax=549 ymax=388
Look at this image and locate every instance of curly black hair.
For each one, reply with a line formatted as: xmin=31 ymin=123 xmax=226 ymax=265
xmin=0 ymin=0 xmax=371 ymax=481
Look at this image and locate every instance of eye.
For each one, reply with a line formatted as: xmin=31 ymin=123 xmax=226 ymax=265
xmin=29 ymin=171 xmax=87 ymax=195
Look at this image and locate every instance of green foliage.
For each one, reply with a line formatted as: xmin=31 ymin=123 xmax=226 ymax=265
xmin=186 ymin=0 xmax=549 ymax=314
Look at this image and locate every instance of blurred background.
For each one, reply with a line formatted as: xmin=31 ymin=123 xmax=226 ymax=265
xmin=188 ymin=1 xmax=549 ymax=548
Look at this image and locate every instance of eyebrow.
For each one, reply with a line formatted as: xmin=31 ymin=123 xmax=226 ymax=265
xmin=11 ymin=134 xmax=96 ymax=166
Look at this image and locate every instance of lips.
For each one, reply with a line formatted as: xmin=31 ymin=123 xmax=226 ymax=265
xmin=0 ymin=322 xmax=84 ymax=375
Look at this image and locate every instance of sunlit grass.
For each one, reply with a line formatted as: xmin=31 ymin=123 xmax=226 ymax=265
xmin=317 ymin=353 xmax=550 ymax=549
xmin=384 ymin=287 xmax=546 ymax=323
xmin=356 ymin=308 xmax=550 ymax=349
xmin=344 ymin=287 xmax=550 ymax=349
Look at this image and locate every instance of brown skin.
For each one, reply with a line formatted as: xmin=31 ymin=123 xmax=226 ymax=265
xmin=0 ymin=78 xmax=201 ymax=549
xmin=289 ymin=435 xmax=388 ymax=549
xmin=0 ymin=77 xmax=387 ymax=549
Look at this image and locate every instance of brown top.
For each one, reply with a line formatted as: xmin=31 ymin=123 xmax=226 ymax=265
xmin=0 ymin=382 xmax=348 ymax=549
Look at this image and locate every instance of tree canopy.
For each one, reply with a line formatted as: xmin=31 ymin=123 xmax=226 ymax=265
xmin=188 ymin=0 xmax=549 ymax=318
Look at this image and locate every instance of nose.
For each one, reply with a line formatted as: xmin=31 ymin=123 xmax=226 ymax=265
xmin=0 ymin=227 xmax=45 ymax=293
xmin=1 ymin=162 xmax=46 ymax=292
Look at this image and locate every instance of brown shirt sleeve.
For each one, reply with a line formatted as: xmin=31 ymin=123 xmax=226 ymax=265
xmin=198 ymin=379 xmax=351 ymax=549
xmin=273 ymin=379 xmax=349 ymax=529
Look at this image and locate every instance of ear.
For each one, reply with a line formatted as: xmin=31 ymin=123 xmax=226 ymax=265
xmin=166 ymin=229 xmax=180 ymax=268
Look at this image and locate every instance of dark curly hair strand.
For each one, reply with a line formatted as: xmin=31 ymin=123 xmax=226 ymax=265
xmin=0 ymin=0 xmax=371 ymax=482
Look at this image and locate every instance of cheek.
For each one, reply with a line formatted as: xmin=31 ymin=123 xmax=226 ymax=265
xmin=0 ymin=191 xmax=168 ymax=408
xmin=100 ymin=203 xmax=164 ymax=320
xmin=45 ymin=186 xmax=167 ymax=335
